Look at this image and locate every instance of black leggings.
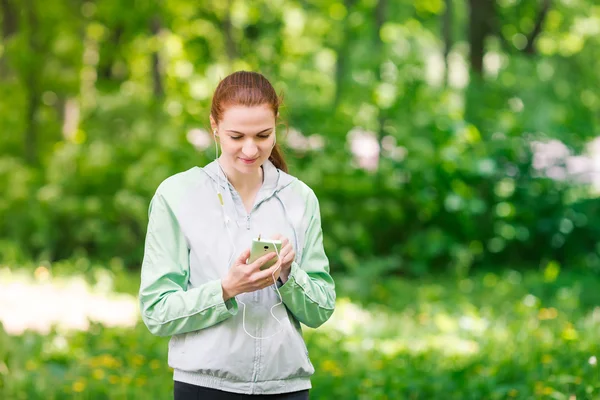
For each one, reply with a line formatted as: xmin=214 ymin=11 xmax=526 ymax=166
xmin=174 ymin=381 xmax=309 ymax=400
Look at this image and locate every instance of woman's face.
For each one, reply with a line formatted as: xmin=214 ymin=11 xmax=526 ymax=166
xmin=213 ymin=104 xmax=276 ymax=175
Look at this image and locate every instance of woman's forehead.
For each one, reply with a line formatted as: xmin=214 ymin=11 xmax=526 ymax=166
xmin=220 ymin=104 xmax=275 ymax=127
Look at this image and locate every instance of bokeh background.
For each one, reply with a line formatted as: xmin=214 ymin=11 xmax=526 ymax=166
xmin=2 ymin=0 xmax=600 ymax=399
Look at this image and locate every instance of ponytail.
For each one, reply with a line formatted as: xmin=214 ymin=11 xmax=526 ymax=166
xmin=269 ymin=143 xmax=288 ymax=173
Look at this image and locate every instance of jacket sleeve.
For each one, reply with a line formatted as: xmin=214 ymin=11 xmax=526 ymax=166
xmin=278 ymin=191 xmax=336 ymax=328
xmin=139 ymin=191 xmax=238 ymax=337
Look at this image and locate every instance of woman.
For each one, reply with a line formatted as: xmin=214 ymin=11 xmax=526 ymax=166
xmin=139 ymin=71 xmax=336 ymax=399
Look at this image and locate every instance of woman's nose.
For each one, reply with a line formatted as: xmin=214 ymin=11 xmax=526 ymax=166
xmin=242 ymin=141 xmax=258 ymax=157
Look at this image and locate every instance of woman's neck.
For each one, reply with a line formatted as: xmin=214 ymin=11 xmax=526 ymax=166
xmin=218 ymin=157 xmax=263 ymax=194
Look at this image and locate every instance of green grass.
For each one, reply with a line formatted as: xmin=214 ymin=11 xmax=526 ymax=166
xmin=1 ymin=261 xmax=600 ymax=399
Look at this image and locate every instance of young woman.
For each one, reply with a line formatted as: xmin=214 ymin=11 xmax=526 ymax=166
xmin=139 ymin=71 xmax=336 ymax=399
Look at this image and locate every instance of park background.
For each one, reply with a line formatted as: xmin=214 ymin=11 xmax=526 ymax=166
xmin=1 ymin=0 xmax=600 ymax=398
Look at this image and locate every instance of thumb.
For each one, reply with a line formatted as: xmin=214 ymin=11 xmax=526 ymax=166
xmin=236 ymin=248 xmax=251 ymax=265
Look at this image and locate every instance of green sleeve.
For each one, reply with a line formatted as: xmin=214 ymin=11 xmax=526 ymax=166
xmin=139 ymin=192 xmax=238 ymax=337
xmin=278 ymin=192 xmax=336 ymax=328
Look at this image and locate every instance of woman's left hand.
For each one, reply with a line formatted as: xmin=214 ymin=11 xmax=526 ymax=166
xmin=271 ymin=234 xmax=295 ymax=283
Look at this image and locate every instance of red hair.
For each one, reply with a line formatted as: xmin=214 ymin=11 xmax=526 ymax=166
xmin=210 ymin=71 xmax=288 ymax=173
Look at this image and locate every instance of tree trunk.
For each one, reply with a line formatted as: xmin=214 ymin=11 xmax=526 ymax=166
xmin=374 ymin=0 xmax=387 ymax=142
xmin=0 ymin=0 xmax=18 ymax=78
xmin=150 ymin=15 xmax=164 ymax=99
xmin=98 ymin=25 xmax=123 ymax=81
xmin=23 ymin=1 xmax=40 ymax=165
xmin=0 ymin=0 xmax=17 ymax=38
xmin=222 ymin=0 xmax=238 ymax=61
xmin=333 ymin=0 xmax=358 ymax=109
xmin=524 ymin=0 xmax=551 ymax=55
xmin=467 ymin=0 xmax=494 ymax=76
xmin=442 ymin=0 xmax=453 ymax=86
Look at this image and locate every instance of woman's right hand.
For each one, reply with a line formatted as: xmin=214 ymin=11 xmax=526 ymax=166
xmin=221 ymin=249 xmax=281 ymax=301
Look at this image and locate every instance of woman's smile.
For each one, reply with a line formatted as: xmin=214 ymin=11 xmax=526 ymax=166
xmin=239 ymin=157 xmax=258 ymax=164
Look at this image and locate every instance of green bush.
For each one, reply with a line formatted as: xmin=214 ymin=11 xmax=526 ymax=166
xmin=2 ymin=99 xmax=599 ymax=277
xmin=2 ymin=266 xmax=599 ymax=399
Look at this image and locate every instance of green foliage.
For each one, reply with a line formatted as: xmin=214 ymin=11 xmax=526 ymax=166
xmin=1 ymin=1 xmax=600 ymax=276
xmin=2 ymin=266 xmax=600 ymax=399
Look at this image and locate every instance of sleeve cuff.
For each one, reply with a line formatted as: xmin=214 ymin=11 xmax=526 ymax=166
xmin=224 ymin=297 xmax=238 ymax=314
xmin=278 ymin=261 xmax=306 ymax=296
xmin=205 ymin=279 xmax=238 ymax=316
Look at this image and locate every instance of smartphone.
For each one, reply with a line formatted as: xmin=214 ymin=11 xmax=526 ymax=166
xmin=248 ymin=238 xmax=282 ymax=270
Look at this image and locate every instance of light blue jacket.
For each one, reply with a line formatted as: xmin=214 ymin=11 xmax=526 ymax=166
xmin=139 ymin=160 xmax=336 ymax=395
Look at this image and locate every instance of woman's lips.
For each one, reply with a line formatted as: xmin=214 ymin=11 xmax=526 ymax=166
xmin=239 ymin=157 xmax=258 ymax=164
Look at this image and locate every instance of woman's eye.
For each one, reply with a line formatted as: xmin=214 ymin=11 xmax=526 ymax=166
xmin=230 ymin=134 xmax=270 ymax=140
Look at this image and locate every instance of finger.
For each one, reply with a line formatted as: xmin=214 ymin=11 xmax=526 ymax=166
xmin=271 ymin=234 xmax=282 ymax=240
xmin=279 ymin=243 xmax=292 ymax=258
xmin=267 ymin=272 xmax=279 ymax=284
xmin=284 ymin=250 xmax=295 ymax=264
xmin=249 ymin=251 xmax=276 ymax=270
xmin=255 ymin=267 xmax=279 ymax=289
xmin=236 ymin=249 xmax=251 ymax=265
xmin=257 ymin=261 xmax=282 ymax=281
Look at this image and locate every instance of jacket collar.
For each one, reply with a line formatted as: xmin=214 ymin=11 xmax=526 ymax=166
xmin=202 ymin=158 xmax=295 ymax=195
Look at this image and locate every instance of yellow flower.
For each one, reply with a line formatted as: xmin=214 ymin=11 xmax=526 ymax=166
xmin=92 ymin=369 xmax=105 ymax=380
xmin=542 ymin=354 xmax=553 ymax=364
xmin=101 ymin=354 xmax=122 ymax=368
xmin=508 ymin=389 xmax=518 ymax=397
xmin=321 ymin=359 xmax=342 ymax=377
xmin=135 ymin=376 xmax=147 ymax=386
xmin=72 ymin=380 xmax=86 ymax=392
xmin=26 ymin=361 xmax=37 ymax=371
xmin=34 ymin=266 xmax=50 ymax=281
xmin=535 ymin=383 xmax=553 ymax=396
xmin=562 ymin=323 xmax=579 ymax=341
xmin=372 ymin=360 xmax=384 ymax=370
xmin=538 ymin=307 xmax=558 ymax=320
xmin=108 ymin=375 xmax=120 ymax=385
xmin=89 ymin=354 xmax=121 ymax=369
xmin=132 ymin=354 xmax=145 ymax=366
xmin=150 ymin=359 xmax=161 ymax=370
xmin=534 ymin=381 xmax=544 ymax=395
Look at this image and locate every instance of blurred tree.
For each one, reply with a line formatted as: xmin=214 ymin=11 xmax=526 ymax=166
xmin=0 ymin=0 xmax=599 ymax=275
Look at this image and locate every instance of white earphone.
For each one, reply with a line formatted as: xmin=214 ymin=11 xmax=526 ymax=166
xmin=213 ymin=126 xmax=284 ymax=340
xmin=213 ymin=129 xmax=231 ymax=225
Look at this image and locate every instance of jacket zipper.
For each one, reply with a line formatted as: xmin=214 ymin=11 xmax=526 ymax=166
xmin=244 ymin=191 xmax=279 ymax=231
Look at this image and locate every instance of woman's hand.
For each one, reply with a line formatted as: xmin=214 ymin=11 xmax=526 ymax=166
xmin=271 ymin=234 xmax=295 ymax=284
xmin=221 ymin=249 xmax=281 ymax=301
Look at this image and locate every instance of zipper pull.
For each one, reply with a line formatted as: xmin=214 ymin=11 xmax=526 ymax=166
xmin=246 ymin=215 xmax=250 ymax=230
